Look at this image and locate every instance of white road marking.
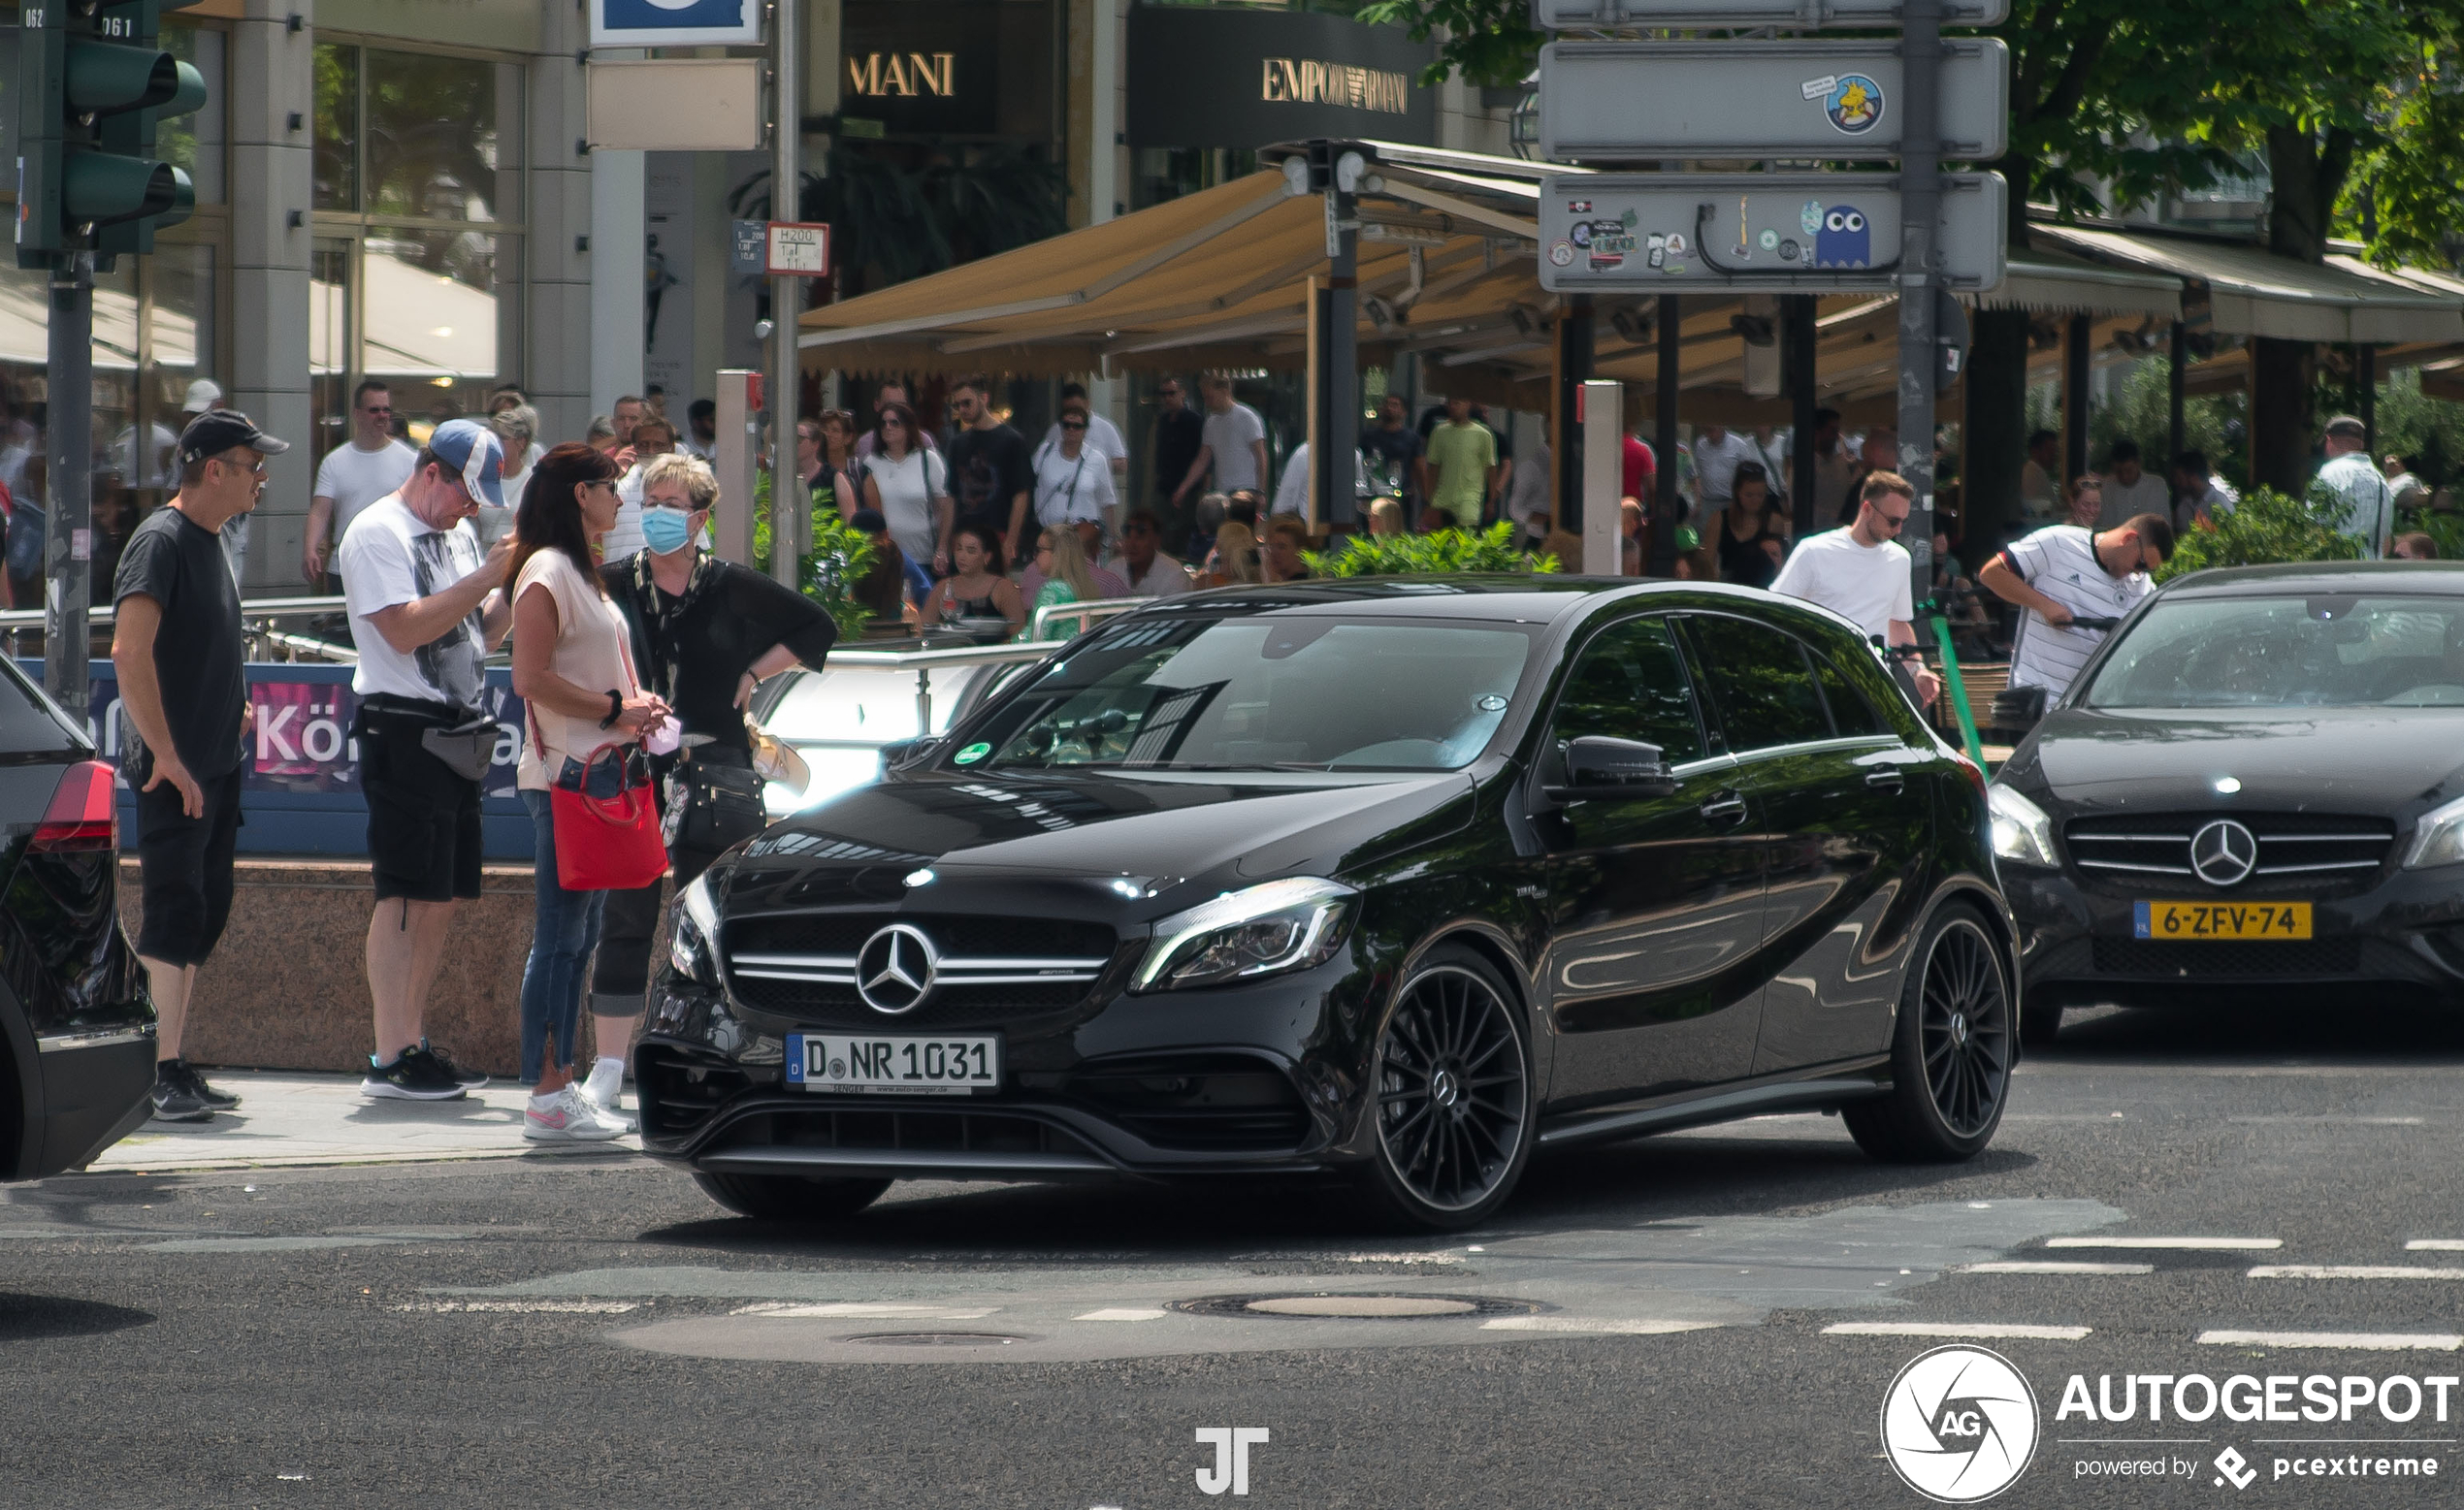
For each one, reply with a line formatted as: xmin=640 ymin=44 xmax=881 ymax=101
xmin=1960 ymin=1261 xmax=2154 ymax=1275
xmin=1074 ymin=1308 xmax=1169 ymax=1322
xmin=2046 ymin=1237 xmax=2282 ymax=1251
xmin=397 ymin=1300 xmax=639 ymax=1314
xmin=2198 ymin=1330 xmax=2464 ymax=1352
xmin=2406 ymin=1240 xmax=2464 ymax=1252
xmin=1823 ymin=1322 xmax=2091 ymax=1340
xmin=1479 ymin=1316 xmax=1723 ymax=1335
xmin=2248 ymin=1265 xmax=2464 ymax=1281
xmin=730 ymin=1302 xmax=1000 ymax=1320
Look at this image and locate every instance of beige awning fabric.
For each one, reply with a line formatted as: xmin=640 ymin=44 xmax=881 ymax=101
xmin=1975 ymin=249 xmax=2182 ymax=319
xmin=2029 ymin=224 xmax=2463 ymax=344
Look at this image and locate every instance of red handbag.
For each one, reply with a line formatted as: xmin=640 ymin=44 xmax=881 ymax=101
xmin=530 ymin=711 xmax=667 ymax=892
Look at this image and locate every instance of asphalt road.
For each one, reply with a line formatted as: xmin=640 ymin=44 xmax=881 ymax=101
xmin=10 ymin=995 xmax=2464 ymax=1509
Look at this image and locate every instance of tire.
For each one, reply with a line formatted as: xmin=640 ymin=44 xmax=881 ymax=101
xmin=1352 ymin=943 xmax=1535 ymax=1231
xmin=693 ymin=1172 xmax=893 ymax=1222
xmin=2019 ymin=998 xmax=2063 ymax=1050
xmin=1844 ymin=905 xmax=2014 ymax=1163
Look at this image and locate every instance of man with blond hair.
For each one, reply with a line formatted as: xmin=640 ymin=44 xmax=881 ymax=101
xmin=1770 ymin=471 xmax=1942 ymax=707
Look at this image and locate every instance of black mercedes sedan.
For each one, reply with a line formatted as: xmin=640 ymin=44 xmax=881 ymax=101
xmin=1992 ymin=562 xmax=2464 ymax=1043
xmin=638 ymin=578 xmax=2017 ymax=1229
xmin=0 ymin=658 xmax=157 ymax=1180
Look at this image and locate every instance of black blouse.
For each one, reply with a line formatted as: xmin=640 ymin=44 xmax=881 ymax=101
xmin=601 ymin=555 xmax=837 ymax=755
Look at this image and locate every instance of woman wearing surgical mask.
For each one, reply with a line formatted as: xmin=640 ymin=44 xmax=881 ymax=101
xmin=579 ymin=451 xmax=838 ymax=1129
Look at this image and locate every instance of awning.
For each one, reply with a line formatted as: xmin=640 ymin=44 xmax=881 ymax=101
xmin=1976 ymin=248 xmax=2181 ymax=319
xmin=2029 ymin=224 xmax=2463 ymax=344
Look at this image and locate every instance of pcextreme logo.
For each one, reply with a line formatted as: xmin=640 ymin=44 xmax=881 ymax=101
xmin=1881 ymin=1346 xmax=2041 ymax=1502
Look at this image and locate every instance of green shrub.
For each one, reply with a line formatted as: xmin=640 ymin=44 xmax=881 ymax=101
xmin=2154 ymin=486 xmax=2363 ymax=583
xmin=751 ymin=471 xmax=877 ymax=640
xmin=1305 ymin=521 xmax=1558 ymax=578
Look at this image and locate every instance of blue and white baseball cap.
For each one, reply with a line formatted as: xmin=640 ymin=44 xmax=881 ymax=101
xmin=427 ymin=418 xmax=504 ymax=507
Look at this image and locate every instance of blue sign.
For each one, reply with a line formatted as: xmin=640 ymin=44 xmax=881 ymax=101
xmin=592 ymin=0 xmax=760 ymax=48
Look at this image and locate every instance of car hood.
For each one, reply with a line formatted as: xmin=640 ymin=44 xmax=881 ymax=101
xmin=2004 ymin=707 xmax=2464 ymax=813
xmin=721 ymin=767 xmax=1480 ymax=916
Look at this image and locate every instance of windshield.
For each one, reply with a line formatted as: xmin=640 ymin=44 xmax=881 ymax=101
xmin=2081 ymin=594 xmax=2464 ymax=709
xmin=966 ymin=616 xmax=1537 ymax=771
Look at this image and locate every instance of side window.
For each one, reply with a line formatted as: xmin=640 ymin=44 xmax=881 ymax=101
xmin=1812 ymin=651 xmax=1891 ymax=737
xmin=1550 ymin=617 xmax=1707 ymax=764
xmin=1686 ymin=615 xmax=1833 ymax=753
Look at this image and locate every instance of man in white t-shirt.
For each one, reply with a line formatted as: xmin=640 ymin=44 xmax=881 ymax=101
xmin=1978 ymin=510 xmax=2171 ymax=696
xmin=1769 ymin=470 xmax=1941 ymax=707
xmin=1041 ymin=382 xmax=1128 ymax=489
xmin=2316 ymin=414 xmax=2396 ymax=557
xmin=305 ymin=379 xmax=417 ymax=585
xmin=2095 ymin=439 xmax=2170 ymax=529
xmin=1173 ymin=374 xmax=1269 ymax=504
xmin=1103 ymin=509 xmax=1191 ymax=597
xmin=1690 ymin=424 xmax=1763 ymax=512
xmin=337 ymin=419 xmax=514 ymax=1104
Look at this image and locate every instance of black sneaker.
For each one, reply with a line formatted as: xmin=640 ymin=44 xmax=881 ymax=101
xmin=419 ymin=1039 xmax=489 ymax=1088
xmin=360 ymin=1046 xmax=470 ymax=1101
xmin=149 ymin=1069 xmax=213 ymax=1123
xmin=167 ymin=1059 xmax=240 ymax=1110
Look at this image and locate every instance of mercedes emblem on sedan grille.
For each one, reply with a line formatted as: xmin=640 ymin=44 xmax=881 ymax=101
xmin=856 ymin=924 xmax=938 ymax=1013
xmin=2189 ymin=819 xmax=2258 ymax=887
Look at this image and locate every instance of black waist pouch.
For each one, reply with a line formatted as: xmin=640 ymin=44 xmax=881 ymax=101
xmin=418 ymin=717 xmax=503 ymax=783
xmin=665 ymin=758 xmax=768 ymax=852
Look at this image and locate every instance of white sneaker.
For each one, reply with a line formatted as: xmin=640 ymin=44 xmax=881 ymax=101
xmin=523 ymin=1085 xmax=624 ymax=1142
xmin=579 ymin=1059 xmax=636 ymax=1132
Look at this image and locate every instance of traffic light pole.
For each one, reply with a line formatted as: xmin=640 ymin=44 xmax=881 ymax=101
xmin=1896 ymin=0 xmax=1943 ymax=606
xmin=45 ymin=255 xmax=93 ymax=717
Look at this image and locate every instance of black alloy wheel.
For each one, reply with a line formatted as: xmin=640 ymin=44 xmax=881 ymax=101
xmin=693 ymin=1172 xmax=894 ymax=1222
xmin=1357 ymin=944 xmax=1534 ymax=1230
xmin=1845 ymin=906 xmax=2013 ymax=1162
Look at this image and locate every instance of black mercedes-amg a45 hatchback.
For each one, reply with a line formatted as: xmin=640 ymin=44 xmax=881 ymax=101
xmin=638 ymin=578 xmax=2017 ymax=1229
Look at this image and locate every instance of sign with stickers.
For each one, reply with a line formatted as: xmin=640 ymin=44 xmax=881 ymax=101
xmin=1538 ymin=40 xmax=2007 ymax=162
xmin=1535 ymin=173 xmax=2008 ymax=292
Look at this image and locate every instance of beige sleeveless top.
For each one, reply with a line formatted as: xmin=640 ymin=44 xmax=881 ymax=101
xmin=515 ymin=547 xmax=639 ymax=790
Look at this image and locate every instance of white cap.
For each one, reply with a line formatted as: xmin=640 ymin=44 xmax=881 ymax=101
xmin=181 ymin=378 xmax=225 ymax=413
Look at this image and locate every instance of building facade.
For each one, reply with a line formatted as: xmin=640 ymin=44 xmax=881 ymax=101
xmin=0 ymin=0 xmax=1508 ymax=596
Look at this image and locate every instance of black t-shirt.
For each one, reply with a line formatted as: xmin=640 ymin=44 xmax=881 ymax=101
xmin=1358 ymin=423 xmax=1424 ymax=500
xmin=945 ymin=423 xmax=1032 ymax=541
xmin=1153 ymin=406 xmax=1204 ymax=493
xmin=113 ymin=505 xmax=244 ymax=779
xmin=601 ymin=555 xmax=837 ymax=756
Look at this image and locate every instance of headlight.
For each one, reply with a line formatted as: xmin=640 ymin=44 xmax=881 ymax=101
xmin=668 ymin=872 xmax=723 ymax=984
xmin=1133 ymin=878 xmax=1356 ymax=992
xmin=1987 ymin=786 xmax=2059 ymax=867
xmin=2404 ymin=793 xmax=2464 ymax=869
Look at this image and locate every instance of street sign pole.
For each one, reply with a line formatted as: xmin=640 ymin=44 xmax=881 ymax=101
xmin=45 ymin=255 xmax=93 ymax=717
xmin=1895 ymin=0 xmax=1942 ymax=606
xmin=769 ymin=0 xmax=802 ymax=592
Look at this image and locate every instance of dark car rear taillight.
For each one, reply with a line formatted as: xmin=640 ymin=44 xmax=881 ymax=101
xmin=31 ymin=760 xmax=117 ymax=852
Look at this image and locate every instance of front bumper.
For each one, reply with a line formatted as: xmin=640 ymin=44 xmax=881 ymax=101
xmin=634 ymin=952 xmax=1371 ymax=1182
xmin=2005 ymin=860 xmax=2464 ymax=1000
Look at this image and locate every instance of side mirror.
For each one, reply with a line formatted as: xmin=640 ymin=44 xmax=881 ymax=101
xmin=1988 ymin=685 xmax=2047 ymax=737
xmin=878 ymin=736 xmax=942 ymax=771
xmin=1545 ymin=735 xmax=1679 ymax=801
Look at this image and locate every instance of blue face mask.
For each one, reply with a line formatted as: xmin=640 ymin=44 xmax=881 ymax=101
xmin=640 ymin=506 xmax=696 ymax=555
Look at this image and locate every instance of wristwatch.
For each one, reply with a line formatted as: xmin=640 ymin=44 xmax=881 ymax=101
xmin=599 ymin=689 xmax=623 ymax=729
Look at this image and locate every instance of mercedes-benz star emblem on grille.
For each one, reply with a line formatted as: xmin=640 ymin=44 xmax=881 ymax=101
xmin=856 ymin=924 xmax=938 ymax=1013
xmin=2190 ymin=819 xmax=2259 ymax=887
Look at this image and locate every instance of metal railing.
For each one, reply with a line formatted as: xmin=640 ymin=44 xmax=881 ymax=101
xmin=1026 ymin=594 xmax=1158 ymax=640
xmin=0 ymin=594 xmax=358 ymax=662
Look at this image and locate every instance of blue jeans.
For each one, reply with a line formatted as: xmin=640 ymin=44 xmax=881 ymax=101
xmin=519 ymin=787 xmax=608 ymax=1084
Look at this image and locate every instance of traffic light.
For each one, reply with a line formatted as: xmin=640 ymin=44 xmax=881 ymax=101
xmin=15 ymin=0 xmax=208 ymax=270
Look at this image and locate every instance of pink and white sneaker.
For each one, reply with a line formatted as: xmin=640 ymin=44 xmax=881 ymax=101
xmin=523 ymin=1084 xmax=624 ymax=1142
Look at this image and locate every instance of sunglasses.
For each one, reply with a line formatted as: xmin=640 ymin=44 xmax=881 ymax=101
xmin=1872 ymin=508 xmax=1909 ymax=532
xmin=881 ymin=417 xmax=906 ymax=429
xmin=1061 ymin=420 xmax=1087 ymax=431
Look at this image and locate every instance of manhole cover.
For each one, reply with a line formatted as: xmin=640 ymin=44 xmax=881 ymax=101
xmin=840 ymin=1332 xmax=1030 ymax=1347
xmin=1172 ymin=1293 xmax=1538 ymax=1321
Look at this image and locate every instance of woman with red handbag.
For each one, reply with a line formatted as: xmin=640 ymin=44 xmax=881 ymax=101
xmin=507 ymin=442 xmax=670 ymax=1141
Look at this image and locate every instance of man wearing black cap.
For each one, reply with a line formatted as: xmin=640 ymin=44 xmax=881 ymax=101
xmin=112 ymin=410 xmax=287 ymax=1122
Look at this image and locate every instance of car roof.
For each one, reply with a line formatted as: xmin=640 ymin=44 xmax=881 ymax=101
xmin=1134 ymin=575 xmax=1798 ymax=625
xmin=2157 ymin=561 xmax=2464 ymax=598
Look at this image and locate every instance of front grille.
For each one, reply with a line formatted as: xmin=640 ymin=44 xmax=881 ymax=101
xmin=2091 ymin=936 xmax=2364 ymax=978
xmin=1064 ymin=1055 xmax=1313 ymax=1151
xmin=723 ymin=914 xmax=1119 ymax=1024
xmin=713 ymin=1106 xmax=1095 ymax=1158
xmin=2064 ymin=812 xmax=2394 ymax=891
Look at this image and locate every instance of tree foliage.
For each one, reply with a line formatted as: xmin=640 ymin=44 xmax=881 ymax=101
xmin=752 ymin=472 xmax=879 ymax=641
xmin=1307 ymin=522 xmax=1558 ymax=577
xmin=2153 ymin=486 xmax=2363 ymax=583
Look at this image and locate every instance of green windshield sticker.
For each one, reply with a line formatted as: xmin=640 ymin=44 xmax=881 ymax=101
xmin=954 ymin=742 xmax=990 ymax=765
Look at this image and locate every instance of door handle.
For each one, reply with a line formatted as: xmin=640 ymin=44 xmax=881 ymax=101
xmin=1864 ymin=769 xmax=1906 ymax=792
xmin=1699 ymin=792 xmax=1748 ymax=825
